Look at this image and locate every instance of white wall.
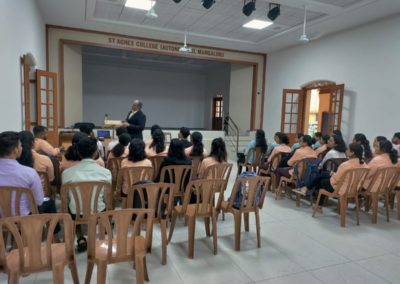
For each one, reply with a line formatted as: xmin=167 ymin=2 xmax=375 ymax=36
xmin=82 ymin=63 xmax=208 ymax=128
xmin=264 ymin=15 xmax=400 ymax=142
xmin=229 ymin=64 xmax=253 ymax=135
xmin=64 ymin=45 xmax=83 ymax=127
xmin=0 ymin=0 xmax=45 ymax=131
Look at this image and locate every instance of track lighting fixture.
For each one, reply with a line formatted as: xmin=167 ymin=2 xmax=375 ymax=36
xmin=242 ymin=0 xmax=256 ymax=17
xmin=202 ymin=0 xmax=215 ymax=9
xmin=267 ymin=3 xmax=280 ymax=21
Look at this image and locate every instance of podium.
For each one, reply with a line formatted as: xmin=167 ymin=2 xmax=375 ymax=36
xmin=103 ymin=119 xmax=124 ymax=128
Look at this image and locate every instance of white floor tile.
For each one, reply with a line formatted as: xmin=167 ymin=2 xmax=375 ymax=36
xmin=256 ymin=271 xmax=322 ymax=284
xmin=357 ymin=254 xmax=400 ymax=283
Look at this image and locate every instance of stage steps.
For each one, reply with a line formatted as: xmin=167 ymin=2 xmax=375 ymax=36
xmin=225 ymin=134 xmax=253 ymax=162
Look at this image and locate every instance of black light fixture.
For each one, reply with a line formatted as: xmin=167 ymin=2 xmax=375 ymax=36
xmin=242 ymin=0 xmax=256 ymax=17
xmin=172 ymin=0 xmax=181 ymax=3
xmin=202 ymin=0 xmax=215 ymax=9
xmin=267 ymin=3 xmax=280 ymax=21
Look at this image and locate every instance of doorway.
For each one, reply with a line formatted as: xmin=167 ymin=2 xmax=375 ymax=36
xmin=212 ymin=96 xmax=223 ymax=130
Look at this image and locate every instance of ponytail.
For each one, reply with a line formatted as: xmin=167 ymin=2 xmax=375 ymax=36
xmin=112 ymin=133 xmax=131 ymax=158
xmin=379 ymin=140 xmax=398 ymax=164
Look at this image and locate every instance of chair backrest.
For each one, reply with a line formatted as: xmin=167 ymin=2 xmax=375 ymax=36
xmin=226 ymin=176 xmax=270 ymax=212
xmin=0 ymin=213 xmax=74 ymax=274
xmin=181 ymin=179 xmax=227 ymax=216
xmin=367 ymin=166 xmax=400 ymax=194
xmin=107 ymin=157 xmax=124 ymax=181
xmin=294 ymin=158 xmax=317 ymax=180
xmin=148 ymin=155 xmax=167 ymax=179
xmin=270 ymin=152 xmax=288 ymax=172
xmin=336 ymin=168 xmax=370 ymax=196
xmin=60 ymin=181 xmax=112 ymax=224
xmin=37 ymin=171 xmax=51 ymax=197
xmin=116 ymin=166 xmax=154 ymax=196
xmin=190 ymin=156 xmax=203 ymax=180
xmin=245 ymin=147 xmax=265 ymax=167
xmin=323 ymin=158 xmax=349 ymax=172
xmin=159 ymin=165 xmax=192 ymax=197
xmin=0 ymin=187 xmax=38 ymax=217
xmin=87 ymin=209 xmax=153 ymax=264
xmin=203 ymin=163 xmax=233 ymax=180
xmin=126 ymin=183 xmax=175 ymax=221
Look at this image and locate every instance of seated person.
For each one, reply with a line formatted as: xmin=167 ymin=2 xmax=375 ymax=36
xmin=237 ymin=129 xmax=267 ymax=174
xmin=79 ymin=123 xmax=105 ymax=159
xmin=185 ymin=131 xmax=207 ymax=157
xmin=315 ymin=135 xmax=330 ymax=157
xmin=107 ymin=126 xmax=128 ymax=152
xmin=145 ymin=124 xmax=162 ymax=147
xmin=313 ymin=143 xmax=368 ymax=212
xmin=319 ymin=134 xmax=347 ymax=170
xmin=391 ymin=132 xmax=400 ymax=157
xmin=178 ymin=127 xmax=192 ymax=149
xmin=364 ymin=138 xmax=398 ymax=192
xmin=33 ymin=125 xmax=62 ymax=156
xmin=60 ymin=132 xmax=105 ymax=171
xmin=19 ymin=131 xmax=54 ymax=182
xmin=331 ymin=129 xmax=343 ymax=138
xmin=108 ymin=133 xmax=130 ymax=159
xmin=291 ymin=133 xmax=304 ymax=153
xmin=267 ymin=132 xmax=291 ymax=163
xmin=352 ymin=133 xmax=373 ymax=162
xmin=198 ymin=137 xmax=228 ymax=179
xmin=145 ymin=128 xmax=168 ymax=157
xmin=274 ymin=135 xmax=317 ymax=189
xmin=312 ymin=132 xmax=322 ymax=149
xmin=266 ymin=132 xmax=281 ymax=156
xmin=0 ymin=131 xmax=44 ymax=216
xmin=62 ymin=136 xmax=112 ymax=252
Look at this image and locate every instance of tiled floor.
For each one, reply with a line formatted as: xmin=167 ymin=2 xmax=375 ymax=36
xmin=2 ymin=161 xmax=400 ymax=283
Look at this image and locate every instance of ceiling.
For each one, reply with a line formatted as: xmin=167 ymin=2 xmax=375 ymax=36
xmin=36 ymin=0 xmax=400 ymax=53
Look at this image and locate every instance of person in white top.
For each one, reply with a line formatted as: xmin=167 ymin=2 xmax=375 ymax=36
xmin=319 ymin=134 xmax=347 ymax=169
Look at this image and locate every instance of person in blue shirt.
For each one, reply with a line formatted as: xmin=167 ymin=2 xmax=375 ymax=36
xmin=291 ymin=133 xmax=304 ymax=153
xmin=237 ymin=129 xmax=267 ymax=174
xmin=312 ymin=132 xmax=322 ymax=149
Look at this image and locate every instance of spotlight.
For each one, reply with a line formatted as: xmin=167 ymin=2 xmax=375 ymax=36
xmin=172 ymin=0 xmax=181 ymax=3
xmin=267 ymin=3 xmax=280 ymax=21
xmin=242 ymin=0 xmax=256 ymax=17
xmin=202 ymin=0 xmax=215 ymax=9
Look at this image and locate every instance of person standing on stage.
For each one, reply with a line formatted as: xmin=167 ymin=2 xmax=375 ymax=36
xmin=124 ymin=100 xmax=146 ymax=140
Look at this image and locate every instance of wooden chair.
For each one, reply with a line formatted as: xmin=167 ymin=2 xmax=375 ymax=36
xmin=220 ymin=176 xmax=270 ymax=251
xmin=106 ymin=156 xmax=124 ymax=200
xmin=203 ymin=163 xmax=233 ymax=181
xmin=85 ymin=209 xmax=153 ymax=284
xmin=60 ymin=181 xmax=113 ymax=233
xmin=238 ymin=147 xmax=264 ymax=175
xmin=313 ymin=168 xmax=369 ymax=227
xmin=168 ymin=179 xmax=226 ymax=258
xmin=190 ymin=156 xmax=203 ymax=180
xmin=126 ymin=183 xmax=175 ymax=265
xmin=148 ymin=155 xmax=167 ymax=180
xmin=37 ymin=171 xmax=57 ymax=199
xmin=0 ymin=213 xmax=78 ymax=284
xmin=258 ymin=152 xmax=288 ymax=191
xmin=362 ymin=167 xmax=400 ymax=224
xmin=0 ymin=186 xmax=38 ymax=216
xmin=116 ymin=166 xmax=153 ymax=208
xmin=159 ymin=165 xmax=192 ymax=201
xmin=322 ymin=158 xmax=348 ymax=172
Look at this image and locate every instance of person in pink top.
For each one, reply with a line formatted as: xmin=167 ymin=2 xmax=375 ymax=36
xmin=198 ymin=138 xmax=228 ymax=179
xmin=145 ymin=128 xmax=168 ymax=157
xmin=185 ymin=131 xmax=208 ymax=158
xmin=315 ymin=135 xmax=330 ymax=157
xmin=108 ymin=133 xmax=130 ymax=160
xmin=33 ymin=125 xmax=62 ymax=156
xmin=267 ymin=132 xmax=291 ymax=163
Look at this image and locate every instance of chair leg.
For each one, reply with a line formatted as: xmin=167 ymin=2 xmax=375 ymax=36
xmin=385 ymin=194 xmax=390 ymax=223
xmin=255 ymin=209 xmax=261 ymax=248
xmin=161 ymin=219 xmax=167 ymax=265
xmin=147 ymin=220 xmax=153 ymax=254
xmin=365 ymin=195 xmax=371 ymax=212
xmin=8 ymin=271 xmax=19 ymax=284
xmin=371 ymin=193 xmax=378 ymax=224
xmin=188 ymin=215 xmax=196 ymax=259
xmin=295 ymin=193 xmax=301 ymax=207
xmin=167 ymin=211 xmax=177 ymax=243
xmin=233 ymin=212 xmax=242 ymax=251
xmin=52 ymin=262 xmax=65 ymax=284
xmin=313 ymin=193 xmax=322 ymax=217
xmin=244 ymin=212 xmax=249 ymax=232
xmin=204 ymin=217 xmax=211 ymax=237
xmin=212 ymin=209 xmax=218 ymax=255
xmin=85 ymin=261 xmax=95 ymax=284
xmin=135 ymin=255 xmax=145 ymax=284
xmin=144 ymin=256 xmax=149 ymax=282
xmin=97 ymin=260 xmax=107 ymax=284
xmin=69 ymin=258 xmax=79 ymax=284
xmin=339 ymin=196 xmax=347 ymax=227
xmin=355 ymin=196 xmax=360 ymax=226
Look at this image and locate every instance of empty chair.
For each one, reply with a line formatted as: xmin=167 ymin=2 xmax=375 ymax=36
xmin=0 ymin=186 xmax=38 ymax=217
xmin=238 ymin=147 xmax=264 ymax=175
xmin=221 ymin=176 xmax=270 ymax=251
xmin=126 ymin=182 xmax=174 ymax=265
xmin=313 ymin=168 xmax=369 ymax=227
xmin=0 ymin=213 xmax=78 ymax=284
xmin=85 ymin=209 xmax=153 ymax=284
xmin=203 ymin=163 xmax=233 ymax=181
xmin=168 ymin=179 xmax=226 ymax=258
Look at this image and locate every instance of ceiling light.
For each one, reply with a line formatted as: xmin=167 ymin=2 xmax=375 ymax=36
xmin=242 ymin=0 xmax=256 ymax=17
xmin=299 ymin=6 xmax=310 ymax=43
xmin=172 ymin=0 xmax=181 ymax=3
xmin=146 ymin=0 xmax=158 ymax=18
xmin=267 ymin=3 xmax=280 ymax=21
xmin=202 ymin=0 xmax=215 ymax=9
xmin=243 ymin=19 xmax=272 ymax=30
xmin=179 ymin=32 xmax=192 ymax=53
xmin=125 ymin=0 xmax=155 ymax=11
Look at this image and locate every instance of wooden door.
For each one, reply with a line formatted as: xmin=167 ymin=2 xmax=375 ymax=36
xmin=212 ymin=97 xmax=223 ymax=130
xmin=36 ymin=70 xmax=58 ymax=146
xmin=320 ymin=84 xmax=344 ymax=134
xmin=281 ymin=89 xmax=305 ymax=145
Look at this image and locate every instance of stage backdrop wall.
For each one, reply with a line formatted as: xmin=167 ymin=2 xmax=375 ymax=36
xmin=82 ymin=62 xmax=210 ymax=128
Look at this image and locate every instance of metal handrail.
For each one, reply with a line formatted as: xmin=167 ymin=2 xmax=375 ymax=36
xmin=224 ymin=113 xmax=239 ymax=154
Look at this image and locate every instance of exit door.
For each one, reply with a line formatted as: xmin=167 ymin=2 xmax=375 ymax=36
xmin=212 ymin=97 xmax=223 ymax=130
